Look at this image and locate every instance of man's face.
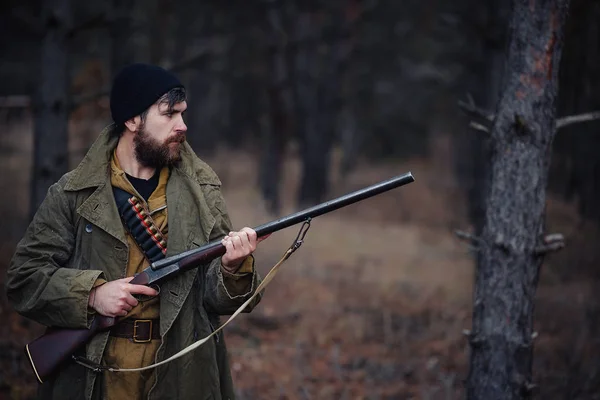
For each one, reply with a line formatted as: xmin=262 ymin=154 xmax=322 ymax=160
xmin=134 ymin=101 xmax=188 ymax=168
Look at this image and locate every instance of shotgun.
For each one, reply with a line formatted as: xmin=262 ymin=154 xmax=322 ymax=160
xmin=25 ymin=172 xmax=415 ymax=383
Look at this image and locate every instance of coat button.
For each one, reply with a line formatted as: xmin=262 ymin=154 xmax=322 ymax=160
xmin=85 ymin=224 xmax=93 ymax=233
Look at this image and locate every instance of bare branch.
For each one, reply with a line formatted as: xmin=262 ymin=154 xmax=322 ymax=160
xmin=455 ymin=230 xmax=486 ymax=254
xmin=523 ymin=381 xmax=538 ymax=393
xmin=460 ymin=108 xmax=600 ymax=133
xmin=458 ymin=100 xmax=495 ymax=121
xmin=469 ymin=121 xmax=490 ymax=133
xmin=459 ymin=99 xmax=494 ymax=135
xmin=542 ymin=233 xmax=564 ymax=243
xmin=469 ymin=335 xmax=484 ymax=347
xmin=455 ymin=230 xmax=474 ymax=241
xmin=535 ymin=233 xmax=565 ymax=255
xmin=455 ymin=230 xmax=480 ymax=243
xmin=535 ymin=243 xmax=564 ymax=254
xmin=531 ymin=331 xmax=538 ymax=340
xmin=556 ymin=111 xmax=600 ymax=129
xmin=466 ymin=93 xmax=476 ymax=107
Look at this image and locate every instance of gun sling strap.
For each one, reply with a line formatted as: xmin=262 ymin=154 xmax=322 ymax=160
xmin=73 ymin=219 xmax=312 ymax=375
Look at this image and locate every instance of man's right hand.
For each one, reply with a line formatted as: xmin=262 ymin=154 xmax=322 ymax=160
xmin=88 ymin=277 xmax=159 ymax=317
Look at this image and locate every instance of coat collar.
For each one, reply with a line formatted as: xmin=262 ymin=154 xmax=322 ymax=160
xmin=63 ymin=125 xmax=222 ymax=247
xmin=64 ymin=125 xmax=222 ymax=193
xmin=64 ymin=126 xmax=116 ymax=191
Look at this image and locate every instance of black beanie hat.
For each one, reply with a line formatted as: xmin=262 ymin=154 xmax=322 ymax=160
xmin=110 ymin=63 xmax=184 ymax=125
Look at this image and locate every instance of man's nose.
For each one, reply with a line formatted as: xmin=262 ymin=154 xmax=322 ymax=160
xmin=176 ymin=116 xmax=187 ymax=132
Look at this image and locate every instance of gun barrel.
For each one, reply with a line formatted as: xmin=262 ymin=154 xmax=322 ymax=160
xmin=253 ymin=172 xmax=415 ymax=237
xmin=149 ymin=172 xmax=415 ymax=275
xmin=150 ymin=172 xmax=414 ymax=274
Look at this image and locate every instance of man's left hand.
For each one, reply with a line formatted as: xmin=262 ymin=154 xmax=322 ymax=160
xmin=221 ymin=227 xmax=268 ymax=273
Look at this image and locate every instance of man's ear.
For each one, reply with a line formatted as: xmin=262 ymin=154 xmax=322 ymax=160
xmin=124 ymin=116 xmax=141 ymax=133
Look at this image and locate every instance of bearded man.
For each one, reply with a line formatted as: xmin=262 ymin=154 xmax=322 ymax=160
xmin=7 ymin=63 xmax=264 ymax=400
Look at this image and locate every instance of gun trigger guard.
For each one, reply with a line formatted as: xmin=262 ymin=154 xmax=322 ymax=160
xmin=134 ymin=284 xmax=160 ymax=302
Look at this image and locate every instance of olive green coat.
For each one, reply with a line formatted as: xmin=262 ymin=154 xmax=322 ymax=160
xmin=6 ymin=128 xmax=262 ymax=400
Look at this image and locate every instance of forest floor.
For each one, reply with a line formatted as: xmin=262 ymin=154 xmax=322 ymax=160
xmin=211 ymin=149 xmax=600 ymax=400
xmin=1 ymin=122 xmax=599 ymax=399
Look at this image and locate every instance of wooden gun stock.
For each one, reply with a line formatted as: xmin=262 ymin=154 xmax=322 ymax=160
xmin=24 ymin=172 xmax=415 ymax=383
xmin=26 ymin=315 xmax=115 ymax=383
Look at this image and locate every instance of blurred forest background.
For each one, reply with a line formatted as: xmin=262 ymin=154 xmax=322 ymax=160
xmin=1 ymin=0 xmax=599 ymax=399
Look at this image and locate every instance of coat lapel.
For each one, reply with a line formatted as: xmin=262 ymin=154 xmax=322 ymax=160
xmin=64 ymin=127 xmax=127 ymax=245
xmin=159 ymin=167 xmax=216 ymax=336
xmin=76 ymin=181 xmax=127 ymax=245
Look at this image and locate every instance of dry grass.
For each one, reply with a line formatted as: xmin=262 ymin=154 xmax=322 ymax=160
xmin=204 ymin=146 xmax=474 ymax=399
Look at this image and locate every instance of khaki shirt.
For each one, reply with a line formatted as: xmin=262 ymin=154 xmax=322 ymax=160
xmin=103 ymin=153 xmax=169 ymax=399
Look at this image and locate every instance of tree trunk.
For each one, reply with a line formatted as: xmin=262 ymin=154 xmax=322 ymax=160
xmin=338 ymin=0 xmax=361 ymax=180
xmin=186 ymin=51 xmax=222 ymax=157
xmin=339 ymin=106 xmax=358 ymax=179
xmin=30 ymin=0 xmax=71 ymax=219
xmin=259 ymin=0 xmax=294 ymax=214
xmin=467 ymin=0 xmax=570 ymax=399
xmin=130 ymin=0 xmax=157 ymax=64
xmin=109 ymin=0 xmax=134 ymax=76
xmin=184 ymin=3 xmax=225 ymax=157
xmin=295 ymin=3 xmax=344 ymax=207
xmin=293 ymin=8 xmax=325 ymax=206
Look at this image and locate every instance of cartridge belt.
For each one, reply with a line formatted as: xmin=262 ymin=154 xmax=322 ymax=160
xmin=113 ymin=187 xmax=167 ymax=263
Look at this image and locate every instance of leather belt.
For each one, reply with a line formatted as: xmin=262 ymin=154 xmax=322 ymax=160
xmin=110 ymin=319 xmax=160 ymax=343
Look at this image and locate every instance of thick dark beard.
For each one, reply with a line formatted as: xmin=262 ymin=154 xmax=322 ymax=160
xmin=133 ymin=125 xmax=184 ymax=169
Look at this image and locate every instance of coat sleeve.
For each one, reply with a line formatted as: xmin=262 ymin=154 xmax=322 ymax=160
xmin=201 ymin=185 xmax=263 ymax=315
xmin=5 ymin=181 xmax=104 ymax=329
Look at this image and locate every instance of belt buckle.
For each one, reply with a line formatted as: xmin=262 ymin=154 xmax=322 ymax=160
xmin=133 ymin=319 xmax=153 ymax=343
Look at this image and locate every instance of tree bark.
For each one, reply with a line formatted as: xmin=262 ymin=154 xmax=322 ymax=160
xmin=467 ymin=1 xmax=570 ymax=399
xmin=30 ymin=0 xmax=71 ymax=219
